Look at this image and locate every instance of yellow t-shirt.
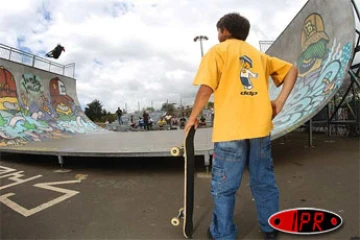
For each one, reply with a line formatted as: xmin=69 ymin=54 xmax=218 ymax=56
xmin=193 ymin=39 xmax=292 ymax=142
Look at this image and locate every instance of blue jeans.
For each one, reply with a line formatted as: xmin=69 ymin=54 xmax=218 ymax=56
xmin=210 ymin=135 xmax=279 ymax=239
xmin=118 ymin=116 xmax=123 ymax=124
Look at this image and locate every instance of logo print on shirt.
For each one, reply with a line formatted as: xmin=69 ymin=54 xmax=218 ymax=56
xmin=239 ymin=55 xmax=258 ymax=96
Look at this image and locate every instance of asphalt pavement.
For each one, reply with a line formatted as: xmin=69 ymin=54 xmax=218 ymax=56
xmin=0 ymin=132 xmax=359 ymax=240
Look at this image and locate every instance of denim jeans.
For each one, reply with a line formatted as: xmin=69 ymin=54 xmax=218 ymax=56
xmin=118 ymin=116 xmax=123 ymax=124
xmin=209 ymin=135 xmax=279 ymax=239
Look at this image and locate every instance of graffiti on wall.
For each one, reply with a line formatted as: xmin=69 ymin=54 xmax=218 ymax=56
xmin=270 ymin=13 xmax=352 ymax=137
xmin=0 ymin=67 xmax=97 ymax=146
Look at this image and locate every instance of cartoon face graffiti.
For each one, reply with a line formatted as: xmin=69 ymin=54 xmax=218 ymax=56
xmin=0 ymin=67 xmax=19 ymax=111
xmin=49 ymin=77 xmax=74 ymax=115
xmin=297 ymin=13 xmax=330 ymax=76
xmin=22 ymin=74 xmax=42 ymax=92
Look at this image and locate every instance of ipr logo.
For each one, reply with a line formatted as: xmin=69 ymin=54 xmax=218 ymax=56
xmin=268 ymin=208 xmax=343 ymax=235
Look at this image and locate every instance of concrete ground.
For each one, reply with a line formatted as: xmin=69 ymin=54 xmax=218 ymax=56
xmin=0 ymin=132 xmax=359 ymax=240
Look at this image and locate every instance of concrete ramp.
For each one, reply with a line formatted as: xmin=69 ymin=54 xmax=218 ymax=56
xmin=0 ymin=56 xmax=101 ymax=147
xmin=268 ymin=0 xmax=355 ymax=139
xmin=0 ymin=0 xmax=356 ymax=160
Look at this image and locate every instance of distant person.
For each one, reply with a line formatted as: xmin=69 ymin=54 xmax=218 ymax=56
xmin=157 ymin=117 xmax=166 ymax=129
xmin=138 ymin=117 xmax=144 ymax=128
xmin=211 ymin=107 xmax=215 ymax=126
xmin=179 ymin=116 xmax=187 ymax=129
xmin=143 ymin=110 xmax=150 ymax=130
xmin=116 ymin=107 xmax=123 ymax=125
xmin=184 ymin=13 xmax=298 ymax=240
xmin=172 ymin=116 xmax=179 ymax=126
xmin=148 ymin=118 xmax=154 ymax=129
xmin=45 ymin=44 xmax=65 ymax=59
xmin=130 ymin=115 xmax=137 ymax=128
xmin=199 ymin=115 xmax=206 ymax=126
xmin=165 ymin=112 xmax=172 ymax=130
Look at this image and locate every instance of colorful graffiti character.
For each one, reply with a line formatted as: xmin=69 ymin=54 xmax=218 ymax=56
xmin=49 ymin=77 xmax=74 ymax=117
xmin=297 ymin=13 xmax=330 ymax=77
xmin=271 ymin=11 xmax=352 ymax=138
xmin=0 ymin=67 xmax=19 ymax=111
xmin=20 ymin=74 xmax=52 ymax=120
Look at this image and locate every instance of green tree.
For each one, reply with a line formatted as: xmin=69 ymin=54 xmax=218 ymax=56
xmin=85 ymin=99 xmax=103 ymax=122
xmin=146 ymin=107 xmax=155 ymax=112
xmin=207 ymin=101 xmax=214 ymax=109
xmin=184 ymin=105 xmax=192 ymax=117
xmin=161 ymin=103 xmax=176 ymax=115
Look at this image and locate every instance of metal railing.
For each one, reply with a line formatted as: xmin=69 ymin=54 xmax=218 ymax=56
xmin=0 ymin=43 xmax=75 ymax=78
xmin=259 ymin=40 xmax=274 ymax=53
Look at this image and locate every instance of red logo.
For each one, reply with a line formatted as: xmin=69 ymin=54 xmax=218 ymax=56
xmin=268 ymin=208 xmax=343 ymax=235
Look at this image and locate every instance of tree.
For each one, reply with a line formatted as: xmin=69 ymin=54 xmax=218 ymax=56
xmin=184 ymin=105 xmax=192 ymax=117
xmin=85 ymin=99 xmax=104 ymax=122
xmin=207 ymin=101 xmax=214 ymax=109
xmin=161 ymin=102 xmax=176 ymax=115
xmin=146 ymin=107 xmax=155 ymax=112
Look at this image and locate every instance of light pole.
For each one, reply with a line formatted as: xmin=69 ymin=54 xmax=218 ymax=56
xmin=194 ymin=35 xmax=208 ymax=57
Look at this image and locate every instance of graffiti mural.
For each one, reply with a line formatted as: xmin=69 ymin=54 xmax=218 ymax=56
xmin=0 ymin=66 xmax=98 ymax=147
xmin=20 ymin=74 xmax=54 ymax=120
xmin=270 ymin=12 xmax=353 ymax=139
xmin=49 ymin=77 xmax=75 ymax=120
xmin=0 ymin=67 xmax=28 ymax=146
xmin=0 ymin=67 xmax=19 ymax=111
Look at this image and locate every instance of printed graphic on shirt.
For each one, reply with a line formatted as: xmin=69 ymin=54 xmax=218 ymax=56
xmin=239 ymin=55 xmax=258 ymax=96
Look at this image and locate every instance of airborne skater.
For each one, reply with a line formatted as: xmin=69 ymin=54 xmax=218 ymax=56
xmin=45 ymin=44 xmax=65 ymax=59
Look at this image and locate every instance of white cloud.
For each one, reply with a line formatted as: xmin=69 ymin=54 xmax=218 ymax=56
xmin=1 ymin=0 xmax=315 ymax=112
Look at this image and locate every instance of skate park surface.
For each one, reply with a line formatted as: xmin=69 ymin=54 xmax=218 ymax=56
xmin=0 ymin=133 xmax=359 ymax=239
xmin=0 ymin=0 xmax=356 ymax=161
xmin=0 ymin=0 xmax=359 ymax=239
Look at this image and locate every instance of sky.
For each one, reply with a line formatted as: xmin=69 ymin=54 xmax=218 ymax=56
xmin=1 ymin=0 xmax=356 ymax=113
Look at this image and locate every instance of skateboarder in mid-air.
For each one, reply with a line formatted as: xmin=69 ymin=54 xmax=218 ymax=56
xmin=45 ymin=44 xmax=65 ymax=59
xmin=184 ymin=13 xmax=298 ymax=240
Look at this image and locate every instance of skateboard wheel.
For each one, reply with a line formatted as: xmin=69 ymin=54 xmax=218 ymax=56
xmin=170 ymin=147 xmax=182 ymax=156
xmin=171 ymin=217 xmax=180 ymax=226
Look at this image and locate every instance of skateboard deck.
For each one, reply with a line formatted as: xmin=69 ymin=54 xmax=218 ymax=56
xmin=170 ymin=125 xmax=196 ymax=238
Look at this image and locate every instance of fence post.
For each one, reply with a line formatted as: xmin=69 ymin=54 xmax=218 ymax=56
xmin=32 ymin=55 xmax=35 ymax=67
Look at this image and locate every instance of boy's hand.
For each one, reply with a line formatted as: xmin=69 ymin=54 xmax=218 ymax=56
xmin=271 ymin=99 xmax=284 ymax=119
xmin=184 ymin=118 xmax=199 ymax=135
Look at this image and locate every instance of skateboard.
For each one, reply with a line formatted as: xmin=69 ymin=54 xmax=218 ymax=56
xmin=170 ymin=125 xmax=196 ymax=239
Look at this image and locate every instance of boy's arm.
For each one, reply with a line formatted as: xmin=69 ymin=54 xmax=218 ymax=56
xmin=185 ymin=46 xmax=220 ymax=133
xmin=184 ymin=85 xmax=213 ymax=133
xmin=272 ymin=65 xmax=298 ymax=119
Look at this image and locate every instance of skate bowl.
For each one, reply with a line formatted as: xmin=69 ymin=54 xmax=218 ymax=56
xmin=0 ymin=0 xmax=356 ymax=164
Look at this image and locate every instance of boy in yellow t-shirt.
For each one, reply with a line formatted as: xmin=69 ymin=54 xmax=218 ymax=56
xmin=184 ymin=13 xmax=298 ymax=240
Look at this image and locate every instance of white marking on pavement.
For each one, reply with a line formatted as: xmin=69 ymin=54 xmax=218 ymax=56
xmin=54 ymin=169 xmax=72 ymax=173
xmin=0 ymin=180 xmax=81 ymax=217
xmin=0 ymin=166 xmax=17 ymax=175
xmin=0 ymin=171 xmax=42 ymax=190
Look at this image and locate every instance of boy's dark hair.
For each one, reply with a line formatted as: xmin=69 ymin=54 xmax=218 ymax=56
xmin=216 ymin=13 xmax=250 ymax=41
